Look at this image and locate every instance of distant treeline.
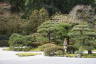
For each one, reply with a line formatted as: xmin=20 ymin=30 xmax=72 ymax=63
xmin=0 ymin=0 xmax=96 ymax=15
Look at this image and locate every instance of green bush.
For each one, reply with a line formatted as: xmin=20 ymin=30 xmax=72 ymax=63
xmin=39 ymin=43 xmax=57 ymax=51
xmin=9 ymin=33 xmax=24 ymax=47
xmin=39 ymin=43 xmax=64 ymax=56
xmin=44 ymin=45 xmax=64 ymax=56
xmin=8 ymin=33 xmax=33 ymax=51
xmin=55 ymin=50 xmax=64 ymax=56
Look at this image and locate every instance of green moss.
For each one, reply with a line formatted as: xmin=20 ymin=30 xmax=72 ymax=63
xmin=65 ymin=54 xmax=77 ymax=57
xmin=16 ymin=53 xmax=41 ymax=57
xmin=82 ymin=54 xmax=96 ymax=58
xmin=93 ymin=49 xmax=96 ymax=52
xmin=66 ymin=53 xmax=96 ymax=58
xmin=30 ymin=48 xmax=40 ymax=51
xmin=3 ymin=48 xmax=12 ymax=51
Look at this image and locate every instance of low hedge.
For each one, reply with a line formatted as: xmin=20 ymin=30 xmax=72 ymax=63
xmin=16 ymin=53 xmax=41 ymax=57
xmin=82 ymin=54 xmax=96 ymax=58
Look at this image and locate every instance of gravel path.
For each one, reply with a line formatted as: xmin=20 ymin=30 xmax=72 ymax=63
xmin=0 ymin=47 xmax=96 ymax=64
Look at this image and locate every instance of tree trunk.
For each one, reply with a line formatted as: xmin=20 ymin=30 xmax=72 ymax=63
xmin=88 ymin=50 xmax=92 ymax=54
xmin=67 ymin=37 xmax=70 ymax=45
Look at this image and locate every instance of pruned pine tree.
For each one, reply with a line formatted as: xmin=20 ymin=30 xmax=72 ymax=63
xmin=69 ymin=24 xmax=96 ymax=54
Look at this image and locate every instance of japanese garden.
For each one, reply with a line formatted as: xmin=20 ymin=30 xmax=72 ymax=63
xmin=0 ymin=0 xmax=96 ymax=64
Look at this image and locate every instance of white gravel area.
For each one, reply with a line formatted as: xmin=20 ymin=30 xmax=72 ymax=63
xmin=0 ymin=47 xmax=96 ymax=64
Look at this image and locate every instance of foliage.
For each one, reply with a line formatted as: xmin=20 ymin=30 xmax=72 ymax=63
xmin=0 ymin=0 xmax=96 ymax=58
xmin=70 ymin=5 xmax=96 ymax=26
xmin=9 ymin=0 xmax=25 ymax=13
xmin=30 ymin=48 xmax=40 ymax=51
xmin=37 ymin=20 xmax=74 ymax=45
xmin=52 ymin=13 xmax=80 ymax=24
xmin=65 ymin=54 xmax=77 ymax=57
xmin=0 ymin=15 xmax=25 ymax=46
xmin=69 ymin=24 xmax=96 ymax=54
xmin=8 ymin=33 xmax=48 ymax=51
xmin=8 ymin=33 xmax=34 ymax=51
xmin=64 ymin=53 xmax=96 ymax=58
xmin=44 ymin=45 xmax=64 ymax=56
xmin=24 ymin=33 xmax=47 ymax=47
xmin=31 ymin=33 xmax=49 ymax=46
xmin=0 ymin=16 xmax=23 ymax=35
xmin=8 ymin=33 xmax=25 ymax=50
xmin=39 ymin=43 xmax=64 ymax=56
xmin=2 ymin=0 xmax=95 ymax=15
xmin=16 ymin=53 xmax=41 ymax=57
xmin=23 ymin=8 xmax=49 ymax=34
xmin=37 ymin=20 xmax=56 ymax=43
xmin=9 ymin=0 xmax=96 ymax=14
xmin=39 ymin=43 xmax=57 ymax=51
xmin=82 ymin=53 xmax=96 ymax=58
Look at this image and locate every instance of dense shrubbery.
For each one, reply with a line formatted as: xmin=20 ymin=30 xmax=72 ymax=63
xmin=8 ymin=33 xmax=27 ymax=51
xmin=8 ymin=33 xmax=49 ymax=51
xmin=39 ymin=43 xmax=64 ymax=56
xmin=39 ymin=43 xmax=57 ymax=51
xmin=8 ymin=33 xmax=33 ymax=51
xmin=44 ymin=45 xmax=64 ymax=56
